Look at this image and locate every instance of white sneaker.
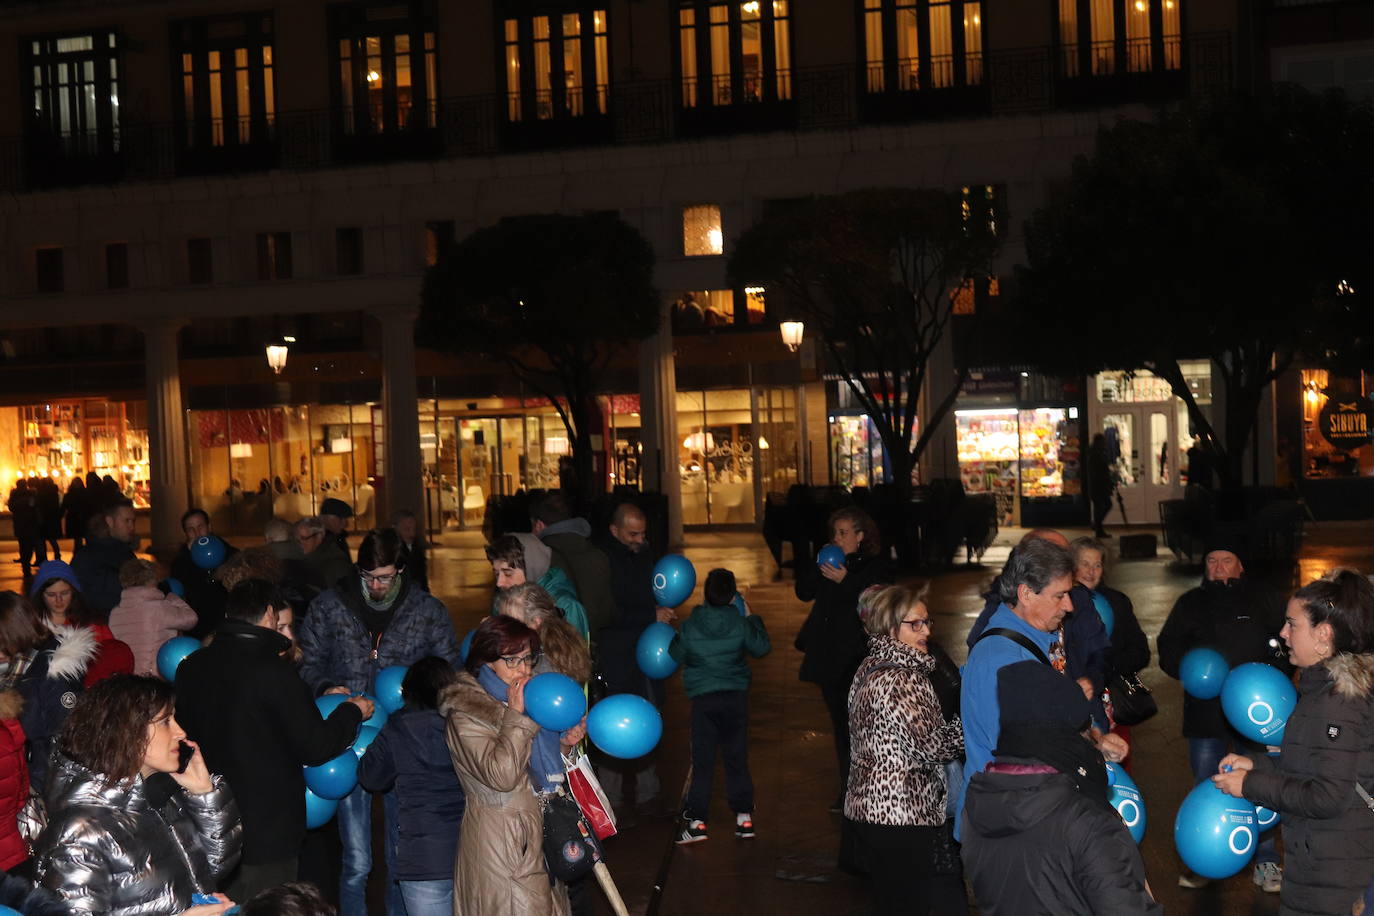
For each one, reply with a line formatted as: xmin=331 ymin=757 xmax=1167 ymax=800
xmin=1254 ymin=862 xmax=1282 ymax=893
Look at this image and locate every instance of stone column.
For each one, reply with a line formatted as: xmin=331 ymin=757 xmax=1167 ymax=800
xmin=919 ymin=329 xmax=961 ymax=483
xmin=375 ymin=307 xmax=424 ymax=524
xmin=638 ymin=303 xmax=683 ymax=546
xmin=140 ymin=317 xmax=190 ymax=556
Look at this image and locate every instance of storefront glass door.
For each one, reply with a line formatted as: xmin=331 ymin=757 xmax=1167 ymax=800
xmin=1100 ymin=405 xmax=1179 ymax=524
xmin=677 ymin=389 xmax=759 ymax=526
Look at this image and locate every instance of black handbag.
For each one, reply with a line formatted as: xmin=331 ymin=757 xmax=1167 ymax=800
xmin=542 ymin=791 xmax=603 ymax=882
xmin=1106 ymin=669 xmax=1157 ymax=727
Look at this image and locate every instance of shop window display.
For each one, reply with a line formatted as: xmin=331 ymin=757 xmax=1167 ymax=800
xmin=0 ymin=401 xmax=149 ymax=508
xmin=678 ymin=389 xmax=758 ymax=525
xmin=956 ymin=408 xmax=1017 ymax=525
xmin=1020 ymin=407 xmax=1079 ymax=499
xmin=1302 ymin=369 xmax=1374 ymax=479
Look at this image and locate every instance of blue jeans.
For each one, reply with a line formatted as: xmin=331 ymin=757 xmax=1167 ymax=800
xmin=1187 ymin=737 xmax=1279 ymax=866
xmin=337 ymin=786 xmax=405 ymax=916
xmin=399 ymin=879 xmax=454 ymax=915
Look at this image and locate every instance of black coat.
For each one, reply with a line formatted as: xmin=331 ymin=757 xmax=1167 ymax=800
xmin=794 ymin=552 xmax=890 ymax=686
xmin=596 ymin=537 xmax=661 ymax=698
xmin=170 ymin=542 xmax=240 ymax=640
xmin=70 ymin=536 xmax=137 ymax=617
xmin=1157 ymin=575 xmax=1291 ymax=738
xmin=1097 ymin=584 xmax=1151 ymax=676
xmin=174 ymin=619 xmax=363 ymax=865
xmin=1244 ymin=653 xmax=1374 ymax=916
xmin=357 ymin=707 xmax=466 ymax=881
xmin=962 ymin=758 xmax=1161 ymax=915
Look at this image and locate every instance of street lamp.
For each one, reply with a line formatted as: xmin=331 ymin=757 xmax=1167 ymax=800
xmin=779 ymin=320 xmax=805 ymax=352
xmin=265 ymin=343 xmax=289 ymax=374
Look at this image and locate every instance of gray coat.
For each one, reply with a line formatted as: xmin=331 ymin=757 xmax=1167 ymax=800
xmin=35 ymin=754 xmax=242 ymax=915
xmin=1245 ymin=652 xmax=1374 ymax=916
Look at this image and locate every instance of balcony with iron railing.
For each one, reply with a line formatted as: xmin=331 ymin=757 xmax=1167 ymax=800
xmin=0 ymin=33 xmax=1231 ymax=194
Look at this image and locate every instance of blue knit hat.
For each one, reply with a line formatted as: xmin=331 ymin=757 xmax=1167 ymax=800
xmin=30 ymin=560 xmax=81 ymax=600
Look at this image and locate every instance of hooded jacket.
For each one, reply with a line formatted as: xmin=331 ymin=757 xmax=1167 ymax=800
xmin=1243 ymin=652 xmax=1374 ymax=916
xmin=11 ymin=627 xmax=95 ymax=793
xmin=175 ymin=619 xmax=363 ymax=866
xmin=668 ymin=602 xmax=770 ymax=698
xmin=299 ymin=572 xmax=462 ymax=697
xmin=0 ymin=690 xmax=28 ymax=871
xmin=538 ymin=518 xmax=615 ymax=638
xmin=30 ymin=561 xmax=135 ymax=688
xmin=491 ymin=534 xmax=590 ymax=640
xmin=35 ymin=754 xmax=242 ymax=915
xmin=108 ymin=586 xmax=199 ymax=677
xmin=1157 ymin=572 xmax=1290 ymax=737
xmin=69 ymin=536 xmax=137 ymax=617
xmin=962 ymin=759 xmax=1160 ymax=915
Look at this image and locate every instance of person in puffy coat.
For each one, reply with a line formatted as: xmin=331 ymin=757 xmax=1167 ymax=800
xmin=1214 ymin=569 xmax=1374 ymax=916
xmin=845 ymin=584 xmax=964 ymax=915
xmin=0 ymin=688 xmax=29 ymax=872
xmin=487 ymin=533 xmax=590 ymax=640
xmin=441 ymin=616 xmax=573 ymax=916
xmin=794 ymin=506 xmax=891 ymax=811
xmin=108 ymin=558 xmax=198 ymax=675
xmin=30 ymin=560 xmax=134 ymax=687
xmin=962 ymin=660 xmax=1160 ymax=915
xmin=34 ymin=673 xmax=242 ymax=916
xmin=358 ymin=657 xmax=466 ymax=915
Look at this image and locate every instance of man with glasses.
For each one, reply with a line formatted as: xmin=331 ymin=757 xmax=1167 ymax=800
xmin=294 ymin=516 xmax=353 ymax=592
xmin=298 ymin=528 xmax=462 ymax=916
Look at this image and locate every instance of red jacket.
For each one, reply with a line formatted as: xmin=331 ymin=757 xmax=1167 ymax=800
xmin=0 ymin=690 xmax=30 ymax=870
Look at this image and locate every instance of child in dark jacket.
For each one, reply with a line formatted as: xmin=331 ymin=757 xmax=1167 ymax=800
xmin=358 ymin=657 xmax=466 ymax=915
xmin=669 ymin=568 xmax=771 ymax=844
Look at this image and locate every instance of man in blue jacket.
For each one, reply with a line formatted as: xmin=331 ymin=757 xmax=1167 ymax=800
xmin=299 ymin=528 xmax=461 ymax=916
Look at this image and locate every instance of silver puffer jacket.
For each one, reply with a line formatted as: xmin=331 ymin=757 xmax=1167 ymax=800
xmin=34 ymin=752 xmax=242 ymax=915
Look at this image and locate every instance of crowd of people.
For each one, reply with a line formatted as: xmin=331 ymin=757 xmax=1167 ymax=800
xmin=0 ymin=484 xmax=1369 ymax=916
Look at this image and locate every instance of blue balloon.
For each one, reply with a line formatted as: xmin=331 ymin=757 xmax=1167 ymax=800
xmin=316 ymin=694 xmax=350 ymax=719
xmin=636 ymin=622 xmax=679 ymax=679
xmin=304 ymin=749 xmax=359 ymax=800
xmin=1256 ymin=804 xmax=1280 ymax=830
xmin=460 ymin=629 xmax=475 ymax=664
xmin=587 ymin=694 xmax=663 ymax=760
xmin=359 ymin=694 xmax=389 ymax=731
xmin=352 ymin=725 xmax=381 ymax=759
xmin=0 ymin=908 xmax=19 ymax=916
xmin=652 ymin=555 xmax=696 ymax=607
xmin=190 ymin=535 xmax=227 ymax=570
xmin=1090 ymin=591 xmax=1115 ymax=639
xmin=163 ymin=578 xmax=185 ymax=597
xmin=817 ymin=544 xmax=847 ymax=569
xmin=156 ymin=636 xmax=201 ymax=682
xmin=375 ymin=666 xmax=408 ymax=714
xmin=1179 ymin=648 xmax=1229 ymax=700
xmin=524 ymin=672 xmax=588 ymax=731
xmin=1221 ymin=662 xmax=1296 ymax=745
xmin=731 ymin=591 xmax=748 ymax=617
xmin=304 ymin=787 xmax=339 ymax=829
xmin=1106 ymin=765 xmax=1146 ymax=843
xmin=1174 ymin=779 xmax=1258 ymax=879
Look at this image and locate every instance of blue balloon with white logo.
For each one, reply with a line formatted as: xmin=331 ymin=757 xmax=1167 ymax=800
xmin=1255 ymin=804 xmax=1280 ymax=830
xmin=352 ymin=725 xmax=381 ymax=759
xmin=524 ymin=672 xmax=587 ymax=731
xmin=652 ymin=554 xmax=696 ymax=608
xmin=190 ymin=535 xmax=227 ymax=570
xmin=817 ymin=544 xmax=847 ymax=569
xmin=1221 ymin=662 xmax=1296 ymax=745
xmin=375 ymin=665 xmax=408 ymax=714
xmin=636 ymin=621 xmax=679 ymax=679
xmin=1174 ymin=779 xmax=1259 ymax=879
xmin=1179 ymin=648 xmax=1229 ymax=700
xmin=156 ymin=636 xmax=201 ymax=682
xmin=1090 ymin=591 xmax=1115 ymax=638
xmin=304 ymin=749 xmax=359 ymax=800
xmin=305 ymin=788 xmax=338 ymax=829
xmin=587 ymin=693 xmax=663 ymax=760
xmin=1106 ymin=763 xmax=1146 ymax=843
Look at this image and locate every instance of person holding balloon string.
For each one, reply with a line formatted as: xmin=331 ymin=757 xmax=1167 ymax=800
xmin=440 ymin=615 xmax=578 ymax=916
xmin=1210 ymin=569 xmax=1374 ymax=916
xmin=170 ymin=509 xmax=240 ymax=640
xmin=794 ymin=506 xmax=891 ymax=814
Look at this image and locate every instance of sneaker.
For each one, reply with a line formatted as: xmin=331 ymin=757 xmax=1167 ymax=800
xmin=676 ymin=819 xmax=708 ymax=844
xmin=735 ymin=813 xmax=755 ymax=839
xmin=1178 ymin=870 xmax=1210 ymax=889
xmin=1254 ymin=862 xmax=1282 ymax=893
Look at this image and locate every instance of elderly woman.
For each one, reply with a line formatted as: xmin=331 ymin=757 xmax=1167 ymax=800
xmin=35 ymin=674 xmax=242 ymax=915
xmin=796 ymin=506 xmax=891 ymax=812
xmin=441 ymin=616 xmax=574 ymax=916
xmin=496 ymin=583 xmax=591 ymax=685
xmin=845 ymin=584 xmax=964 ymax=915
xmin=1214 ymin=569 xmax=1374 ymax=916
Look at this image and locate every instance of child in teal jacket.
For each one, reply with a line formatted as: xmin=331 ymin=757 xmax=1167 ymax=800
xmin=669 ymin=567 xmax=770 ymax=843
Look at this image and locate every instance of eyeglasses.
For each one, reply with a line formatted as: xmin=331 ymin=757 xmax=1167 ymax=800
xmin=900 ymin=618 xmax=931 ymax=631
xmin=359 ymin=570 xmax=400 ymax=585
xmin=298 ymin=531 xmax=323 ymax=541
xmin=499 ymin=652 xmax=542 ymax=669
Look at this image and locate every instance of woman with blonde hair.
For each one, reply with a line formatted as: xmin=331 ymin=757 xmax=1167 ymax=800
xmin=496 ymin=583 xmax=591 ymax=685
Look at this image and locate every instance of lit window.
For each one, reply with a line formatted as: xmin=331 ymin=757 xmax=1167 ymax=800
xmin=673 ymin=290 xmax=735 ymax=328
xmin=503 ymin=10 xmax=609 ymax=123
xmin=679 ymin=1 xmax=791 ymax=107
xmin=174 ymin=15 xmax=275 ymax=149
xmin=26 ymin=32 xmax=121 ymax=154
xmin=1059 ymin=0 xmax=1181 ymax=76
xmin=333 ymin=3 xmax=437 ymax=135
xmin=256 ymin=232 xmax=293 ymax=281
xmin=862 ymin=0 xmax=983 ymax=93
xmin=683 ymin=205 xmax=724 ymax=256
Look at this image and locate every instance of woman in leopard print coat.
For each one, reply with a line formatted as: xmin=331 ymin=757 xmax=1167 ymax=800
xmin=845 ymin=583 xmax=964 ymax=915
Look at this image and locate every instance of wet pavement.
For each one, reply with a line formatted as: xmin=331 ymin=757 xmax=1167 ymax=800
xmin=7 ymin=518 xmax=1369 ymax=915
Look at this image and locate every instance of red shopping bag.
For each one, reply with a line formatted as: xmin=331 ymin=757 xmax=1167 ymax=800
xmin=566 ymin=755 xmax=618 ymax=840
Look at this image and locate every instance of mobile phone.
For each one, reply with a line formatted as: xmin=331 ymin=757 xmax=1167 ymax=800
xmin=177 ymin=740 xmax=194 ymax=775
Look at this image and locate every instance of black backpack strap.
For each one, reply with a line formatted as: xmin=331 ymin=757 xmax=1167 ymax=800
xmin=974 ymin=627 xmax=1052 ymax=667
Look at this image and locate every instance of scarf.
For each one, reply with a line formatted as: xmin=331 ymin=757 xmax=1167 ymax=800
xmin=361 ymin=574 xmax=404 ymax=611
xmin=477 ymin=665 xmax=565 ymax=794
xmin=995 ymin=724 xmax=1110 ymax=810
